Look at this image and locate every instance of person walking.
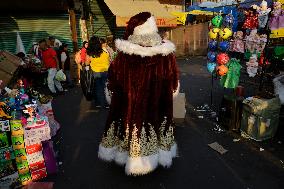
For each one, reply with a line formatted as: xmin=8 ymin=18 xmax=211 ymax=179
xmin=87 ymin=36 xmax=110 ymax=108
xmin=39 ymin=39 xmax=63 ymax=96
xmin=59 ymin=43 xmax=73 ymax=88
xmin=97 ymin=12 xmax=179 ymax=176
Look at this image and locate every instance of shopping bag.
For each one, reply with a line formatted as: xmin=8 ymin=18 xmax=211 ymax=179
xmin=55 ymin=70 xmax=66 ymax=81
xmin=80 ymin=66 xmax=94 ymax=101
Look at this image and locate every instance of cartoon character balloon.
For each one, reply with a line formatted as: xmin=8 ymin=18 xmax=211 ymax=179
xmin=209 ymin=40 xmax=218 ymax=51
xmin=212 ymin=15 xmax=223 ymax=28
xmin=207 ymin=51 xmax=217 ymax=62
xmin=219 ymin=41 xmax=230 ymax=52
xmin=209 ymin=28 xmax=220 ymax=39
xmin=217 ymin=53 xmax=230 ymax=65
xmin=223 ymin=14 xmax=234 ymax=27
xmin=207 ymin=62 xmax=217 ymax=73
xmin=217 ymin=65 xmax=228 ymax=76
xmin=219 ymin=28 xmax=233 ymax=40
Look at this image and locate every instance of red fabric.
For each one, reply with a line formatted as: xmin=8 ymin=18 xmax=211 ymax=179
xmin=243 ymin=12 xmax=258 ymax=30
xmin=124 ymin=12 xmax=151 ymax=39
xmin=105 ymin=52 xmax=179 ymax=139
xmin=42 ymin=48 xmax=57 ymax=68
xmin=80 ymin=47 xmax=87 ymax=64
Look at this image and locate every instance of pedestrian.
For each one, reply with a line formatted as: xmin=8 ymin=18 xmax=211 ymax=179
xmin=87 ymin=36 xmax=110 ymax=108
xmin=80 ymin=41 xmax=88 ymax=66
xmin=39 ymin=39 xmax=63 ymax=96
xmin=59 ymin=43 xmax=74 ymax=88
xmin=100 ymin=38 xmax=114 ymax=62
xmin=97 ymin=12 xmax=179 ymax=176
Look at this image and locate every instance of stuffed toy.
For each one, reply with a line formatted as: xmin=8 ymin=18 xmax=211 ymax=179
xmin=256 ymin=34 xmax=267 ymax=53
xmin=253 ymin=1 xmax=271 ymax=29
xmin=230 ymin=31 xmax=245 ymax=53
xmin=245 ymin=29 xmax=260 ymax=53
xmin=269 ymin=1 xmax=283 ymax=30
xmin=246 ymin=54 xmax=259 ymax=77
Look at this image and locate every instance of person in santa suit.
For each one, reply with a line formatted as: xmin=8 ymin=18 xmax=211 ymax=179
xmin=98 ymin=12 xmax=180 ymax=176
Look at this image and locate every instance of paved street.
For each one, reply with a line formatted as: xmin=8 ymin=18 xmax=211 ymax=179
xmin=52 ymin=57 xmax=284 ymax=189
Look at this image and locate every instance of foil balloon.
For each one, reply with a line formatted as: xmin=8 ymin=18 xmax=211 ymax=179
xmin=219 ymin=41 xmax=230 ymax=52
xmin=219 ymin=28 xmax=232 ymax=40
xmin=207 ymin=51 xmax=217 ymax=62
xmin=224 ymin=14 xmax=234 ymax=27
xmin=208 ymin=40 xmax=218 ymax=51
xmin=207 ymin=62 xmax=216 ymax=73
xmin=208 ymin=28 xmax=220 ymax=39
xmin=217 ymin=65 xmax=228 ymax=76
xmin=212 ymin=15 xmax=223 ymax=28
xmin=217 ymin=53 xmax=230 ymax=65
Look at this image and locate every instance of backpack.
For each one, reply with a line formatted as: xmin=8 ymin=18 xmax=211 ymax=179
xmin=75 ymin=50 xmax=81 ymax=64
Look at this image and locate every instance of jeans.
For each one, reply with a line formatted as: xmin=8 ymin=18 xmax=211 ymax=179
xmin=64 ymin=70 xmax=73 ymax=86
xmin=93 ymin=72 xmax=108 ymax=106
xmin=47 ymin=68 xmax=63 ymax=94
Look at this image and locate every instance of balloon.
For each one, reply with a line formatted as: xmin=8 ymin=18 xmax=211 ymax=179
xmin=219 ymin=28 xmax=232 ymax=40
xmin=217 ymin=65 xmax=228 ymax=76
xmin=219 ymin=41 xmax=230 ymax=52
xmin=207 ymin=62 xmax=216 ymax=73
xmin=224 ymin=14 xmax=234 ymax=27
xmin=208 ymin=40 xmax=218 ymax=51
xmin=207 ymin=51 xmax=217 ymax=62
xmin=212 ymin=15 xmax=223 ymax=28
xmin=217 ymin=53 xmax=230 ymax=65
xmin=208 ymin=28 xmax=220 ymax=39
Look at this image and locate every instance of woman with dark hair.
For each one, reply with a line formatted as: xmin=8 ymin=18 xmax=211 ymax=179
xmin=59 ymin=43 xmax=73 ymax=88
xmin=81 ymin=41 xmax=88 ymax=65
xmin=87 ymin=36 xmax=110 ymax=108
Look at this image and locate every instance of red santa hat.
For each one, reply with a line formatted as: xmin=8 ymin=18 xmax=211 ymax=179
xmin=124 ymin=12 xmax=158 ymax=39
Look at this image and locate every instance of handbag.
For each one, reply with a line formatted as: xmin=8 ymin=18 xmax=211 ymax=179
xmin=80 ymin=66 xmax=94 ymax=101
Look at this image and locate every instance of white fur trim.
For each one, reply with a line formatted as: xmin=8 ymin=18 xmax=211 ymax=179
xmin=159 ymin=143 xmax=177 ymax=168
xmin=125 ymin=153 xmax=159 ymax=176
xmin=173 ymin=81 xmax=180 ymax=99
xmin=114 ymin=150 xmax=128 ymax=166
xmin=98 ymin=144 xmax=117 ymax=162
xmin=133 ymin=16 xmax=158 ymax=36
xmin=115 ymin=39 xmax=176 ymax=57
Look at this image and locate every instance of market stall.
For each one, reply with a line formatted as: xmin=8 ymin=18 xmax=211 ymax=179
xmin=0 ymin=52 xmax=60 ymax=187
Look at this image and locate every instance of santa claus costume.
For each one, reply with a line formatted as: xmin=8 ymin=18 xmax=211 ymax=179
xmin=98 ymin=12 xmax=179 ymax=176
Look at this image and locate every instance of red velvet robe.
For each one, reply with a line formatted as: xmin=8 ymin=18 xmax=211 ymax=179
xmin=98 ymin=39 xmax=179 ymax=176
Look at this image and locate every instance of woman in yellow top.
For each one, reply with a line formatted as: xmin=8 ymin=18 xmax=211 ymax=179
xmin=87 ymin=36 xmax=110 ymax=108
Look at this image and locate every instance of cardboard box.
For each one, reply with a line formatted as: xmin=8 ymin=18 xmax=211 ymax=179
xmin=26 ymin=143 xmax=43 ymax=155
xmin=26 ymin=151 xmax=44 ymax=165
xmin=0 ymin=132 xmax=9 ymax=148
xmin=31 ymin=168 xmax=47 ymax=181
xmin=16 ymin=160 xmax=30 ymax=175
xmin=0 ymin=120 xmax=10 ymax=131
xmin=14 ymin=148 xmax=27 ymax=163
xmin=173 ymin=93 xmax=186 ymax=119
xmin=29 ymin=160 xmax=46 ymax=172
xmin=12 ymin=135 xmax=25 ymax=150
xmin=19 ymin=173 xmax=32 ymax=185
xmin=0 ymin=146 xmax=15 ymax=162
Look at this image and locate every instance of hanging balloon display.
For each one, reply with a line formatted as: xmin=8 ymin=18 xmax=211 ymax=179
xmin=207 ymin=51 xmax=217 ymax=62
xmin=211 ymin=15 xmax=223 ymax=28
xmin=219 ymin=28 xmax=233 ymax=40
xmin=207 ymin=62 xmax=217 ymax=73
xmin=216 ymin=65 xmax=228 ymax=76
xmin=219 ymin=41 xmax=230 ymax=52
xmin=209 ymin=40 xmax=218 ymax=51
xmin=208 ymin=28 xmax=220 ymax=39
xmin=217 ymin=53 xmax=230 ymax=65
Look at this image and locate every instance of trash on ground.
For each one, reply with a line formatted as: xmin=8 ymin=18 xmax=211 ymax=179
xmin=210 ymin=111 xmax=217 ymax=117
xmin=280 ymin=160 xmax=283 ymax=164
xmin=278 ymin=141 xmax=282 ymax=144
xmin=233 ymin=138 xmax=241 ymax=142
xmin=208 ymin=142 xmax=228 ymax=154
xmin=213 ymin=123 xmax=224 ymax=132
xmin=198 ymin=116 xmax=204 ymax=119
xmin=260 ymin=148 xmax=265 ymax=152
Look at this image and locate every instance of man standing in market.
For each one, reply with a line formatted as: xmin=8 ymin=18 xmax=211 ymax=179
xmin=39 ymin=39 xmax=63 ymax=96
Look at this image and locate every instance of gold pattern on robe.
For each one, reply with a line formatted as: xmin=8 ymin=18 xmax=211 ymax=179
xmin=159 ymin=117 xmax=175 ymax=151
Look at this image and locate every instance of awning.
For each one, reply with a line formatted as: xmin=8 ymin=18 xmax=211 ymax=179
xmin=104 ymin=0 xmax=177 ymax=27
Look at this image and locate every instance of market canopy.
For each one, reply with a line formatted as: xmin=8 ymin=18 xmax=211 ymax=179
xmin=104 ymin=0 xmax=177 ymax=27
xmin=171 ymin=10 xmax=216 ymax=25
xmin=239 ymin=0 xmax=273 ymax=8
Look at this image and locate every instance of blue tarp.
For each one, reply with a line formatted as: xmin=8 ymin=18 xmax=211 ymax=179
xmin=187 ymin=5 xmax=203 ymax=11
xmin=239 ymin=0 xmax=273 ymax=8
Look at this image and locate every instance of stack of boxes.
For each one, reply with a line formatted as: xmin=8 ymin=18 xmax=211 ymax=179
xmin=0 ymin=119 xmax=16 ymax=179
